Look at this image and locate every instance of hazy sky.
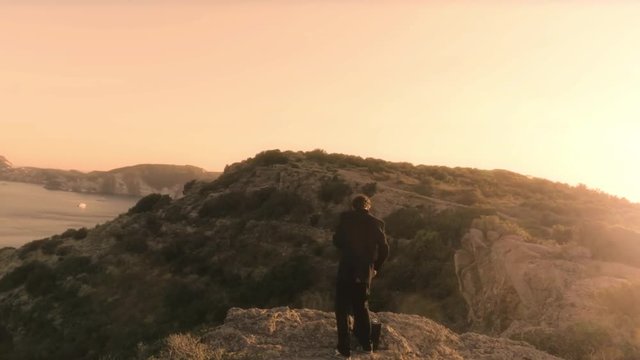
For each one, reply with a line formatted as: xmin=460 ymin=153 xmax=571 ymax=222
xmin=2 ymin=1 xmax=640 ymax=202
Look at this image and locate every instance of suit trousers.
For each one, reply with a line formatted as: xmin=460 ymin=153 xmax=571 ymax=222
xmin=335 ymin=279 xmax=372 ymax=355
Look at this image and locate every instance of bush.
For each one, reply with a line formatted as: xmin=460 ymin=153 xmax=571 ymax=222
xmin=303 ymin=149 xmax=388 ymax=173
xmin=25 ymin=263 xmax=57 ymax=296
xmin=162 ymin=282 xmax=213 ymax=330
xmin=56 ymin=256 xmax=98 ymax=277
xmin=41 ymin=238 xmax=64 ymax=255
xmin=119 ymin=235 xmax=149 ymax=254
xmin=384 ymin=207 xmax=427 ymax=239
xmin=199 ymin=191 xmax=246 ymax=218
xmin=251 ymin=149 xmax=290 ymax=166
xmin=0 ymin=263 xmax=35 ymax=292
xmin=361 ymin=182 xmax=377 ymax=197
xmin=128 ymin=194 xmax=172 ymax=214
xmin=59 ymin=227 xmax=88 ymax=241
xmin=0 ymin=261 xmax=58 ymax=296
xmin=251 ymin=190 xmax=313 ymax=220
xmin=73 ymin=227 xmax=88 ymax=240
xmin=455 ymin=188 xmax=483 ymax=205
xmin=249 ymin=255 xmax=315 ymax=306
xmin=318 ymin=176 xmax=352 ymax=204
xmin=0 ymin=325 xmax=13 ymax=355
xmin=17 ymin=238 xmax=48 ymax=258
xmin=199 ymin=188 xmax=312 ymax=221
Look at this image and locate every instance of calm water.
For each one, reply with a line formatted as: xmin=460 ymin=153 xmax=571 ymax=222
xmin=0 ymin=181 xmax=139 ymax=248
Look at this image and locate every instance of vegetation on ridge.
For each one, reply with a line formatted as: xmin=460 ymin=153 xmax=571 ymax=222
xmin=0 ymin=149 xmax=639 ymax=359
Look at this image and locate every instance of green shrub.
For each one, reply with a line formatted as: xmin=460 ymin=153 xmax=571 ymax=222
xmin=0 ymin=261 xmax=59 ymax=296
xmin=73 ymin=227 xmax=88 ymax=240
xmin=384 ymin=207 xmax=427 ymax=239
xmin=361 ymin=182 xmax=377 ymax=197
xmin=199 ymin=188 xmax=312 ymax=221
xmin=303 ymin=149 xmax=387 ymax=173
xmin=56 ymin=256 xmax=98 ymax=277
xmin=454 ymin=188 xmax=483 ymax=205
xmin=0 ymin=325 xmax=13 ymax=354
xmin=17 ymin=238 xmax=48 ymax=258
xmin=199 ymin=191 xmax=245 ymax=218
xmin=41 ymin=238 xmax=64 ymax=255
xmin=0 ymin=263 xmax=35 ymax=292
xmin=250 ymin=190 xmax=313 ymax=220
xmin=55 ymin=245 xmax=73 ymax=257
xmin=162 ymin=281 xmax=212 ymax=330
xmin=59 ymin=227 xmax=88 ymax=241
xmin=128 ymin=193 xmax=172 ymax=214
xmin=145 ymin=214 xmax=163 ymax=235
xmin=25 ymin=263 xmax=57 ymax=296
xmin=249 ymin=255 xmax=315 ymax=306
xmin=119 ymin=235 xmax=149 ymax=254
xmin=251 ymin=149 xmax=290 ymax=166
xmin=318 ymin=176 xmax=352 ymax=204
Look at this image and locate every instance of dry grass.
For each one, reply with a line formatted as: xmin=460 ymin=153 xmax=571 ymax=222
xmin=149 ymin=333 xmax=219 ymax=360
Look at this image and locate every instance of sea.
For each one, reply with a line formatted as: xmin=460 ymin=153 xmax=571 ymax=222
xmin=0 ymin=181 xmax=139 ymax=248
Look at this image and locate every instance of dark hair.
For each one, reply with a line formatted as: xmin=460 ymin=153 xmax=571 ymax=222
xmin=351 ymin=194 xmax=371 ymax=210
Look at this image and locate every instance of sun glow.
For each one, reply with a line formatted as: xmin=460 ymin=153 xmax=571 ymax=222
xmin=1 ymin=2 xmax=640 ymax=201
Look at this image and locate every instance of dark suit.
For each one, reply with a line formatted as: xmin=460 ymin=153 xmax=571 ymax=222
xmin=333 ymin=209 xmax=389 ymax=355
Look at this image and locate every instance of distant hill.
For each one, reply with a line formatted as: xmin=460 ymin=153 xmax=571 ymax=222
xmin=0 ymin=149 xmax=639 ymax=359
xmin=0 ymin=157 xmax=220 ymax=197
xmin=0 ymin=156 xmax=11 ymax=170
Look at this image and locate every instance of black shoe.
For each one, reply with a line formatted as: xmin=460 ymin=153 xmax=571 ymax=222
xmin=334 ymin=348 xmax=351 ymax=358
xmin=359 ymin=341 xmax=373 ymax=352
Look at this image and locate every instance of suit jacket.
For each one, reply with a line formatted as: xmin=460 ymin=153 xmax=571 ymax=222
xmin=333 ymin=209 xmax=389 ymax=284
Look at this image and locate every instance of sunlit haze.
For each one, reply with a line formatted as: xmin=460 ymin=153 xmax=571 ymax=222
xmin=2 ymin=1 xmax=640 ymax=202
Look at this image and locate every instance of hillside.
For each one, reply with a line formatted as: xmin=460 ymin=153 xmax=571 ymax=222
xmin=0 ymin=157 xmax=220 ymax=197
xmin=0 ymin=149 xmax=639 ymax=359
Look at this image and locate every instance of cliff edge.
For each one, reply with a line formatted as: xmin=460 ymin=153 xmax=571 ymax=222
xmin=150 ymin=307 xmax=560 ymax=360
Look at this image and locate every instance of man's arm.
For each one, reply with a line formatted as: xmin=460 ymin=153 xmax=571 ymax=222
xmin=373 ymin=220 xmax=389 ymax=272
xmin=333 ymin=213 xmax=347 ymax=249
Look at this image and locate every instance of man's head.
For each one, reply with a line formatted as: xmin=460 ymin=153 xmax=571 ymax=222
xmin=352 ymin=194 xmax=372 ymax=211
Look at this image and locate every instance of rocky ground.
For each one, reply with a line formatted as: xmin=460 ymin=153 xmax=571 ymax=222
xmin=150 ymin=307 xmax=560 ymax=360
xmin=455 ymin=218 xmax=640 ymax=358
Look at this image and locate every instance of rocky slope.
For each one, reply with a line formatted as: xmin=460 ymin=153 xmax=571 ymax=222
xmin=0 ymin=156 xmax=219 ymax=197
xmin=150 ymin=307 xmax=560 ymax=360
xmin=455 ymin=219 xmax=640 ymax=359
xmin=1 ymin=149 xmax=640 ymax=359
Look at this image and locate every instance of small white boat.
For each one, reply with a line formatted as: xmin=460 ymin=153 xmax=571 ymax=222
xmin=78 ymin=203 xmax=88 ymax=209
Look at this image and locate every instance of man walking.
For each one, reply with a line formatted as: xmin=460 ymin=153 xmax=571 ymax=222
xmin=333 ymin=194 xmax=389 ymax=358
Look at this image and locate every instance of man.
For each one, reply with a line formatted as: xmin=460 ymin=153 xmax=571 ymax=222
xmin=333 ymin=194 xmax=389 ymax=358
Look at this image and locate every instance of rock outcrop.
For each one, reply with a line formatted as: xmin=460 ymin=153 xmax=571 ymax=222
xmin=455 ymin=219 xmax=640 ymax=357
xmin=151 ymin=307 xmax=560 ymax=360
